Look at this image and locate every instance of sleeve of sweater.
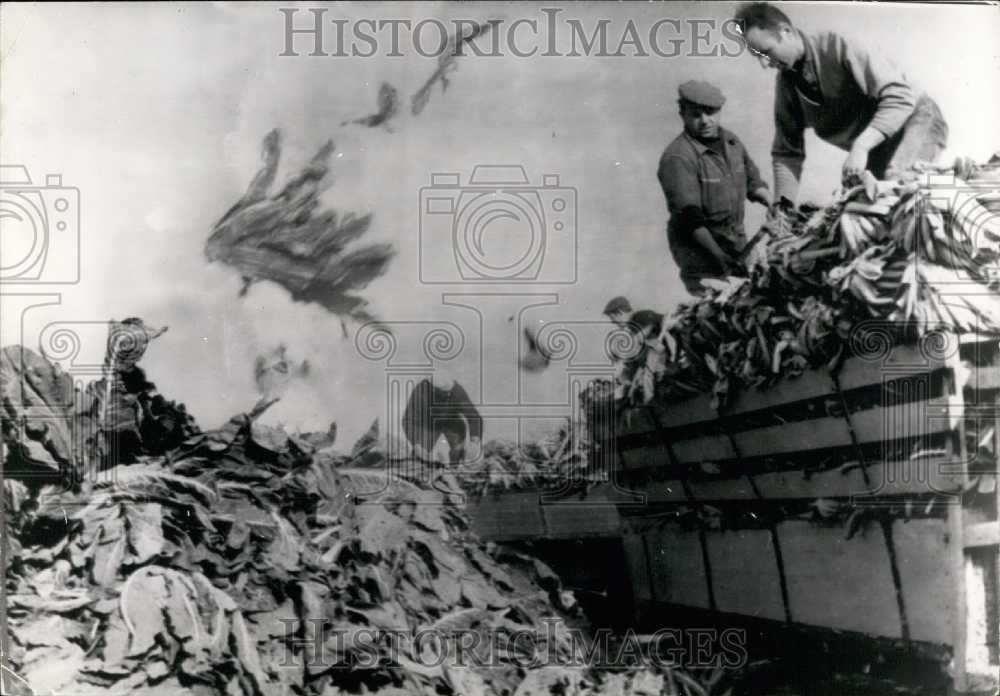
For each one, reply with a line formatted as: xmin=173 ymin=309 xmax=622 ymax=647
xmin=771 ymin=73 xmax=806 ymax=203
xmin=742 ymin=143 xmax=768 ymax=197
xmin=838 ymin=33 xmax=917 ymax=138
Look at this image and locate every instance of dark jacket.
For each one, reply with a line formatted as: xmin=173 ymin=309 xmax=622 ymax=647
xmin=401 ymin=378 xmax=483 ymax=453
xmin=657 ymin=128 xmax=766 ymax=277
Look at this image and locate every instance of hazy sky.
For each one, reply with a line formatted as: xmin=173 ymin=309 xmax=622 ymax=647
xmin=2 ymin=2 xmax=998 ymax=446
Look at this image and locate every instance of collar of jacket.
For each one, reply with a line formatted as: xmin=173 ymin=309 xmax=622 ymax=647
xmin=682 ymin=128 xmax=739 ymax=157
xmin=792 ymin=29 xmax=818 ymax=81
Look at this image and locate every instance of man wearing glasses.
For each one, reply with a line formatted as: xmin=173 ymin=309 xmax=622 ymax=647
xmin=734 ymin=2 xmax=948 ymax=209
xmin=657 ymin=80 xmax=771 ymax=296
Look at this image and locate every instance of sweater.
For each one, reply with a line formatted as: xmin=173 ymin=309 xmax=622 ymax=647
xmin=772 ymin=30 xmax=920 ymax=202
xmin=401 ymin=378 xmax=483 ymax=451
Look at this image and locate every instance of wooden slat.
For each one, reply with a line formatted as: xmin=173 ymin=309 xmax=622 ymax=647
xmin=963 ymin=522 xmax=1000 ymax=549
xmin=541 ymin=497 xmax=621 ymax=539
xmin=687 ymin=477 xmax=758 ymax=501
xmin=639 ymin=480 xmax=689 ymax=503
xmin=778 ymin=520 xmax=901 ymax=637
xmin=964 ymin=368 xmax=1000 ymax=391
xmin=705 ymin=529 xmax=786 ymax=620
xmin=838 ymin=343 xmax=952 ymax=392
xmin=672 ymin=434 xmax=734 ymax=463
xmin=852 ymin=454 xmax=964 ymax=497
xmin=469 ymin=491 xmax=543 ymax=541
xmin=727 ymin=369 xmax=836 ymax=415
xmin=620 ymin=442 xmax=671 ymax=471
xmin=656 ymin=393 xmax=717 ymax=429
xmin=622 ymin=533 xmax=652 ymax=605
xmin=753 ymin=458 xmax=963 ymax=499
xmin=646 ymin=526 xmax=711 ymax=609
xmin=732 ymin=416 xmax=852 ymax=458
xmin=851 ymin=399 xmax=960 ymax=444
xmin=754 ymin=465 xmax=870 ymax=500
xmin=623 ymin=452 xmax=962 ymax=503
xmin=948 ymin=502 xmax=969 ymax=692
xmin=893 ymin=519 xmax=955 ymax=644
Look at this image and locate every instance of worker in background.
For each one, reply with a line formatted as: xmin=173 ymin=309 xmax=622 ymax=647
xmin=733 ymin=1 xmax=948 ymax=211
xmin=657 ymin=81 xmax=772 ymax=296
xmin=602 ymin=297 xmax=672 ymax=401
xmin=401 ymin=375 xmax=482 ymax=465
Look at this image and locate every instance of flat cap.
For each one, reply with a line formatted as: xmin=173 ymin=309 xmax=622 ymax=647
xmin=603 ymin=296 xmax=633 ymax=315
xmin=678 ymin=80 xmax=725 ymax=109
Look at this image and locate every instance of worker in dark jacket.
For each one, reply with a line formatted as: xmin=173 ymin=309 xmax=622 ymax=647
xmin=602 ymin=296 xmax=670 ymax=401
xmin=401 ymin=376 xmax=482 ymax=464
xmin=734 ymin=2 xmax=948 ymax=205
xmin=657 ymin=80 xmax=771 ymax=296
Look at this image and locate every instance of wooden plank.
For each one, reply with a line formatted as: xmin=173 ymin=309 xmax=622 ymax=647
xmin=959 ymin=335 xmax=1000 ymax=346
xmin=964 ymin=522 xmax=1000 ymax=549
xmin=584 ymin=482 xmax=651 ymax=505
xmin=656 ymin=393 xmax=717 ymax=430
xmin=639 ymin=480 xmax=689 ymax=503
xmin=727 ymin=369 xmax=836 ymax=415
xmin=778 ymin=520 xmax=902 ymax=637
xmin=647 ymin=526 xmax=711 ymax=609
xmin=965 ymin=548 xmax=1000 ymax=683
xmin=705 ymin=529 xmax=786 ymax=621
xmin=851 ymin=399 xmax=960 ymax=444
xmin=672 ymin=434 xmax=734 ymax=463
xmin=732 ymin=416 xmax=852 ymax=458
xmin=893 ymin=519 xmax=955 ymax=644
xmin=949 ymin=502 xmax=970 ymax=692
xmin=863 ymin=455 xmax=964 ymax=496
xmin=620 ymin=442 xmax=671 ymax=471
xmin=622 ymin=532 xmax=652 ymax=605
xmin=754 ymin=464 xmax=871 ymax=500
xmin=838 ymin=342 xmax=952 ymax=392
xmin=754 ymin=458 xmax=963 ymax=500
xmin=687 ymin=477 xmax=758 ymax=501
xmin=468 ymin=490 xmax=543 ymax=541
xmin=965 ymin=367 xmax=1000 ymax=391
xmin=541 ymin=499 xmax=621 ymax=539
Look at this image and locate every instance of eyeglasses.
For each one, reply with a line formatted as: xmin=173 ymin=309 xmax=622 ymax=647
xmin=742 ymin=43 xmax=778 ymax=68
xmin=732 ymin=21 xmax=779 ymax=68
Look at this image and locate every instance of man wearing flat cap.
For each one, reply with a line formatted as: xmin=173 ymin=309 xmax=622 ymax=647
xmin=657 ymin=80 xmax=771 ymax=295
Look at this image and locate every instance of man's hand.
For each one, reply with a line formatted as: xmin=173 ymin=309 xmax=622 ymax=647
xmin=749 ymin=187 xmax=771 ymax=208
xmin=766 ymin=202 xmax=793 ymax=237
xmin=717 ymin=252 xmax=743 ymax=276
xmin=693 ymin=226 xmax=742 ymax=276
xmin=842 ymin=127 xmax=885 ymax=185
xmin=842 ymin=146 xmax=869 ymax=184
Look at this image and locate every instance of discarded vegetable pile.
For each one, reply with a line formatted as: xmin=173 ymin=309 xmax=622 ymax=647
xmin=2 ymin=332 xmax=716 ymax=696
xmin=618 ymin=158 xmax=1000 ymax=409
